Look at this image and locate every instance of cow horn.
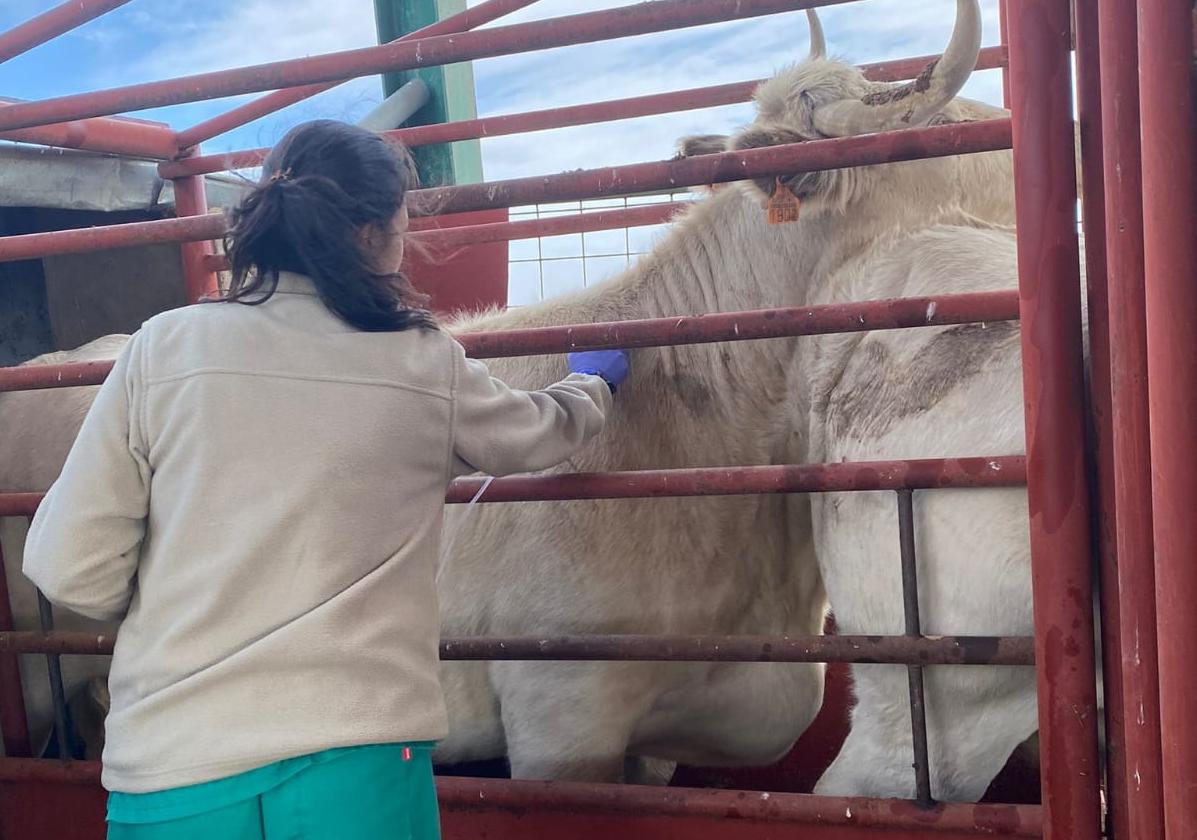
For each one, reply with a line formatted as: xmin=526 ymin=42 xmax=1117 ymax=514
xmin=807 ymin=9 xmax=827 ymax=60
xmin=812 ymin=0 xmax=981 ymax=137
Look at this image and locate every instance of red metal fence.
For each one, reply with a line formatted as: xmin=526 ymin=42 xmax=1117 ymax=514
xmin=0 ymin=0 xmax=1193 ymax=838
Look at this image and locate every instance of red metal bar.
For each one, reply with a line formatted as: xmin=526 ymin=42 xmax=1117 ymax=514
xmin=0 ymin=290 xmax=1021 ymax=393
xmin=200 ymin=203 xmax=690 ymax=272
xmin=1007 ymin=0 xmax=1103 ymax=836
xmin=0 ymin=0 xmax=852 ymax=132
xmin=0 ymin=455 xmax=1027 ymax=520
xmin=376 ymin=201 xmax=686 ymax=247
xmin=408 ymin=212 xmax=490 ymax=233
xmin=421 ymin=202 xmax=688 ymax=248
xmin=392 ymin=48 xmax=1009 ymax=147
xmin=1 ymin=630 xmax=1034 ymax=665
xmin=164 ymin=125 xmax=1014 ymax=244
xmin=162 ymin=46 xmax=1009 ymax=179
xmin=393 ymin=634 xmax=1034 ymax=666
xmin=163 ymin=81 xmax=762 ymax=178
xmin=0 ymin=538 xmax=32 ymax=758
xmin=0 ymin=758 xmax=100 ymax=784
xmin=392 ymin=80 xmax=750 ymax=148
xmin=436 ymin=778 xmax=1044 ymax=837
xmin=445 ymin=456 xmax=1026 ymax=503
xmin=1097 ymin=0 xmax=1165 ymax=837
xmin=1139 ymin=0 xmax=1197 ymax=834
xmin=414 ymin=120 xmax=1013 ymax=216
xmin=0 ymin=494 xmax=40 ymax=518
xmin=0 ymin=2 xmax=179 ymax=181
xmin=862 ymin=45 xmax=1006 ymax=84
xmin=0 ymin=102 xmax=178 ymax=159
xmin=6 ymin=125 xmax=1009 ymax=270
xmin=0 ymin=201 xmax=678 ymax=271
xmin=0 ymin=0 xmax=133 ymax=64
xmin=171 ymin=152 xmax=219 ymax=304
xmin=174 ymin=0 xmax=540 ymax=151
xmin=0 ymin=760 xmax=1044 ymax=836
xmin=0 ymin=632 xmax=114 ymax=655
xmin=455 ymin=291 xmax=1020 ymax=357
xmin=0 ymin=360 xmax=122 ymax=393
xmin=0 ymin=214 xmax=227 ymax=264
xmin=1072 ymin=2 xmax=1131 ymax=838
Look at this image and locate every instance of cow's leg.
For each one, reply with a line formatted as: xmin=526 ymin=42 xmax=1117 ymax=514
xmin=624 ymin=756 xmax=677 ymax=786
xmin=493 ymin=660 xmax=658 ymax=782
xmin=433 ymin=661 xmax=506 ymax=766
xmin=811 ymin=484 xmax=1040 ymax=802
xmin=815 ymin=664 xmax=1039 ymax=801
xmin=68 ymin=677 xmax=109 ymax=761
xmin=814 ymin=672 xmax=914 ymax=798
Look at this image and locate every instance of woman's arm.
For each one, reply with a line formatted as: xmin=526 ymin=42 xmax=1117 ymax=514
xmin=23 ymin=333 xmax=151 ymax=622
xmin=449 ymin=342 xmax=628 ymax=477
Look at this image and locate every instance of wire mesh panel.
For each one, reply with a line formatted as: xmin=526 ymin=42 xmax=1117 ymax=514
xmin=507 ymin=191 xmax=702 ymax=307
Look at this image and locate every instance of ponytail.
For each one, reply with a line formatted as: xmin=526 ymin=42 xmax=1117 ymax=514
xmin=218 ymin=120 xmax=435 ymax=333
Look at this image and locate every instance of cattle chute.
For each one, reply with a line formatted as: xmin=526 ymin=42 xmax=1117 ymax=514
xmin=0 ymin=0 xmax=1193 ymax=838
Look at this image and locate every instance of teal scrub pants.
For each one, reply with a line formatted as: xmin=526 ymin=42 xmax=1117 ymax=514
xmin=106 ymin=743 xmax=440 ymax=840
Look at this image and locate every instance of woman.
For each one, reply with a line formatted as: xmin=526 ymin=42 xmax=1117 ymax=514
xmin=24 ymin=119 xmax=629 ymax=839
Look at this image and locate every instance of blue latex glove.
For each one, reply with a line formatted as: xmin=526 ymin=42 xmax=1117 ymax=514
xmin=568 ymin=349 xmax=630 ymax=393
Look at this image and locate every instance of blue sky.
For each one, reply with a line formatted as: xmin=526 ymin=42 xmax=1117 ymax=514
xmin=0 ymin=0 xmax=1005 ymax=181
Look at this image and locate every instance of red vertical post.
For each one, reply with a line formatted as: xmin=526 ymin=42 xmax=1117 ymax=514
xmin=1006 ymin=0 xmax=1103 ymax=837
xmin=1139 ymin=0 xmax=1197 ymax=835
xmin=171 ymin=150 xmax=219 ymax=304
xmin=0 ymin=537 xmax=32 ymax=758
xmin=1072 ymin=2 xmax=1132 ymax=837
xmin=1098 ymin=0 xmax=1166 ymax=837
xmin=999 ymin=0 xmax=1012 ymax=109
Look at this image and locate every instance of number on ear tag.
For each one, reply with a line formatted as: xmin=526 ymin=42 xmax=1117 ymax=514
xmin=767 ymin=177 xmax=801 ymax=224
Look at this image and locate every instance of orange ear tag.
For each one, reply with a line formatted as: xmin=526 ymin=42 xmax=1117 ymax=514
xmin=767 ymin=177 xmax=801 ymax=224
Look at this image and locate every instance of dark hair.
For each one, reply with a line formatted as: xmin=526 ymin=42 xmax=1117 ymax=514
xmin=219 ymin=119 xmax=435 ymax=332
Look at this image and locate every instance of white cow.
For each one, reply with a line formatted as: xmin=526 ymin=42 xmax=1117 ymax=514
xmin=0 ymin=335 xmax=127 ymax=758
xmin=805 ymin=238 xmax=1036 ymax=801
xmin=681 ymin=0 xmax=1063 ymax=799
xmin=436 ymin=0 xmax=1030 ymax=790
xmin=2 ymin=1 xmax=1049 ymax=799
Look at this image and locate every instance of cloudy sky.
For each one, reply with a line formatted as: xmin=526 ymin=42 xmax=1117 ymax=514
xmin=0 ymin=1 xmax=1008 ymax=305
xmin=0 ymin=0 xmax=1006 ymax=182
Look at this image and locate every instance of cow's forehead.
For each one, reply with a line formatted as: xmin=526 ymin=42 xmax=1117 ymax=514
xmin=753 ymin=60 xmax=871 ymax=120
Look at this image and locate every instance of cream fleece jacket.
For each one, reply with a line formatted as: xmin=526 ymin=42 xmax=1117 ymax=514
xmin=23 ymin=272 xmax=612 ymax=793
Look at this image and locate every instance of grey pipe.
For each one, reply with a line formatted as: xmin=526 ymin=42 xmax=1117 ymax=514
xmin=357 ymin=79 xmax=432 ymax=132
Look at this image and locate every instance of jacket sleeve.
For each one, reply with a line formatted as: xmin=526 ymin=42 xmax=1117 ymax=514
xmin=23 ymin=332 xmax=151 ymax=622
xmin=450 ymin=339 xmax=613 ymax=477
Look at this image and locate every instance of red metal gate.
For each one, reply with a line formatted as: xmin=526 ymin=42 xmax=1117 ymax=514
xmin=0 ymin=0 xmax=1193 ymax=838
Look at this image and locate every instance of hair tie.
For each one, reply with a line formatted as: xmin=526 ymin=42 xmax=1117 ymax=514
xmin=268 ymin=167 xmax=293 ymax=184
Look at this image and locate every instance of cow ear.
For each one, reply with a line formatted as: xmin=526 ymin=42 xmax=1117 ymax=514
xmin=673 ymin=134 xmax=731 ymax=159
xmin=731 ymin=125 xmax=805 ymax=152
xmin=729 ymin=126 xmax=808 ymax=199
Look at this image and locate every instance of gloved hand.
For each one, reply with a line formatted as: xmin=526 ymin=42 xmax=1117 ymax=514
xmin=568 ymin=349 xmax=630 ymax=393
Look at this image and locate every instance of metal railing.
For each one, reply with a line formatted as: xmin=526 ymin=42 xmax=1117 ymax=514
xmin=2 ymin=0 xmax=1188 ymax=837
xmin=0 ymin=4 xmax=1050 ymax=831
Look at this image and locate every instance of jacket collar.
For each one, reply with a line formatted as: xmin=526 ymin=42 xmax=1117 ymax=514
xmin=273 ymin=271 xmax=318 ymax=296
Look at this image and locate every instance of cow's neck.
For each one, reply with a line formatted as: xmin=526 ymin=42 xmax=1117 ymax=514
xmin=619 ymin=182 xmax=950 ymax=463
xmin=651 ymin=170 xmax=977 ymax=306
xmin=624 ymin=189 xmax=837 ymax=466
xmin=450 ymin=175 xmax=965 ymax=469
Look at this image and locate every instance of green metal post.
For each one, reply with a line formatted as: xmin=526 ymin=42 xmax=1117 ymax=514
xmin=374 ymin=0 xmax=485 ymax=186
